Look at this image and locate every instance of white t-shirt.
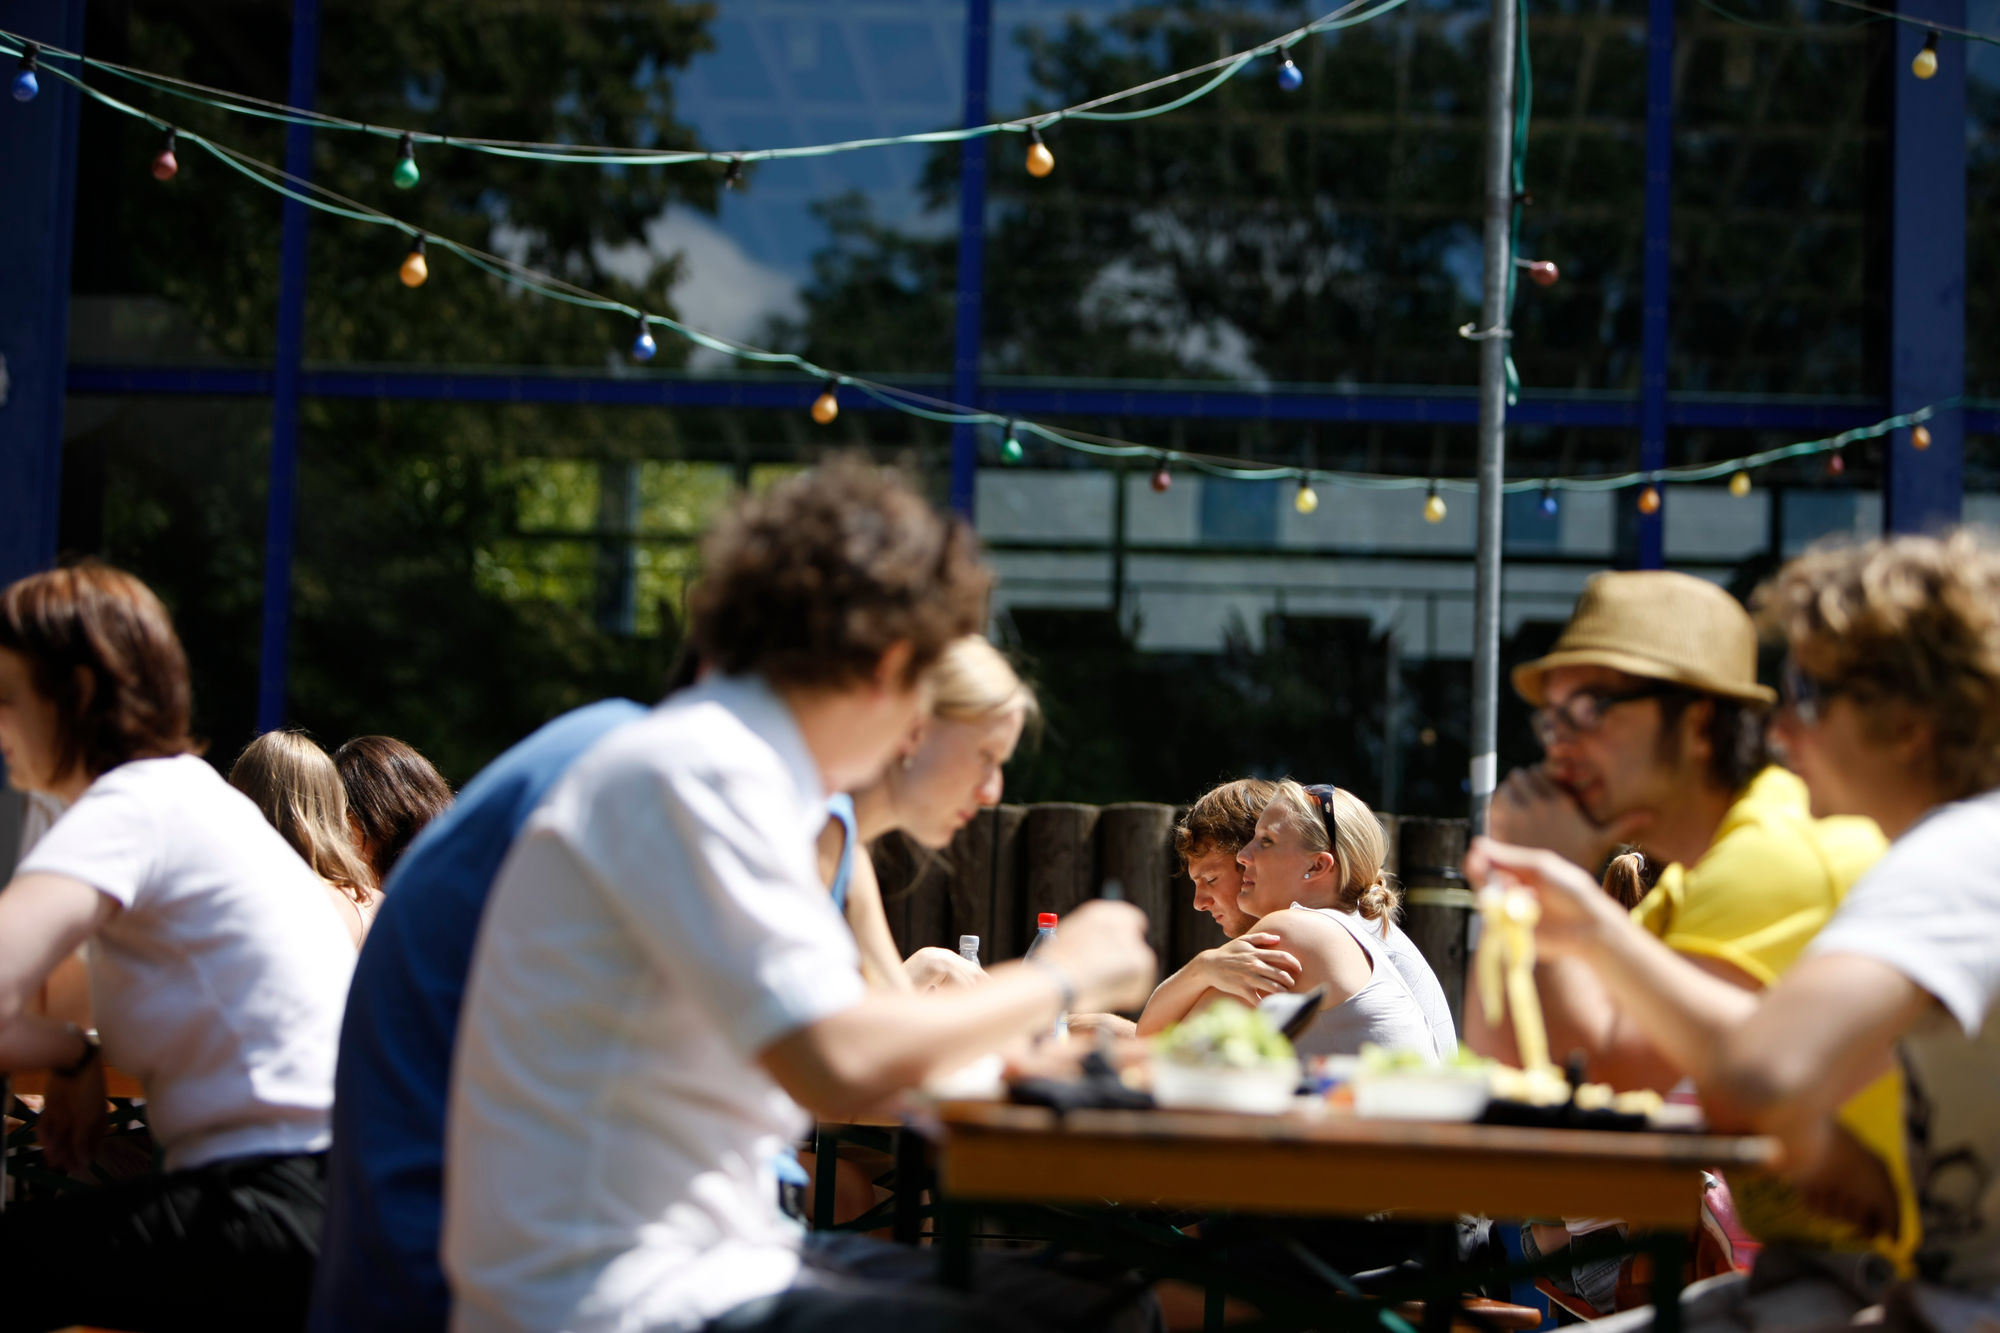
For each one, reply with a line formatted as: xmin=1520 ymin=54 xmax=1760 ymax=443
xmin=444 ymin=675 xmax=867 ymax=1333
xmin=1808 ymin=788 xmax=2000 ymax=1332
xmin=16 ymin=754 xmax=356 ymax=1169
xmin=1383 ymin=921 xmax=1458 ymax=1056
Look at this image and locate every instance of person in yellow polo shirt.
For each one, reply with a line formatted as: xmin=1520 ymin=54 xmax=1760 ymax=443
xmin=1467 ymin=570 xmax=1916 ymax=1297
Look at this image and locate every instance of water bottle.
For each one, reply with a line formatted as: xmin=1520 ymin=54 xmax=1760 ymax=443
xmin=1023 ymin=913 xmax=1067 ymax=1039
xmin=958 ymin=935 xmax=981 ymax=965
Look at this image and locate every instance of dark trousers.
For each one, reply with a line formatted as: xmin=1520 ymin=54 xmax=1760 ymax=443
xmin=0 ymin=1150 xmax=327 ymax=1333
xmin=702 ymin=1232 xmax=1162 ymax=1333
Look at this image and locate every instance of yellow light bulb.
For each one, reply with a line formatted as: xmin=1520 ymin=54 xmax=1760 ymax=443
xmin=1025 ymin=128 xmax=1055 ymax=179
xmin=399 ymin=248 xmax=428 ymax=288
xmin=811 ymin=388 xmax=839 ymax=425
xmin=1638 ymin=485 xmax=1662 ymax=515
xmin=1913 ymin=35 xmax=1939 ymax=79
xmin=1295 ymin=483 xmax=1319 ymax=515
xmin=1913 ymin=424 xmax=1933 ymax=450
xmin=1423 ymin=492 xmax=1446 ymax=524
xmin=1729 ymin=471 xmax=1751 ymax=497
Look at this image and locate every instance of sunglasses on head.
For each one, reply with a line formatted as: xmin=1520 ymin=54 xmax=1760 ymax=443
xmin=1302 ymin=783 xmax=1340 ymax=855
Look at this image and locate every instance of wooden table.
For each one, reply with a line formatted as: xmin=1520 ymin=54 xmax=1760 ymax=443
xmin=930 ymin=1100 xmax=1779 ymax=1333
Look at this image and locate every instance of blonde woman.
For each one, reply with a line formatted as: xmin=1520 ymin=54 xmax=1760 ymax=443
xmin=817 ymin=635 xmax=1038 ymax=992
xmin=230 ymin=730 xmax=380 ymax=946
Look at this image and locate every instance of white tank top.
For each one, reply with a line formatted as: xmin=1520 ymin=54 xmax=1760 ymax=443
xmin=1270 ymin=904 xmax=1441 ymax=1063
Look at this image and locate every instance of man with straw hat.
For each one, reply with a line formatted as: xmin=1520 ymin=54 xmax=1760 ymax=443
xmin=1467 ymin=570 xmax=1916 ymax=1296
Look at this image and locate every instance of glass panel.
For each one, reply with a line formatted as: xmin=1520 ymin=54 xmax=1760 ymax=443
xmin=1965 ymin=0 xmax=2000 ymax=396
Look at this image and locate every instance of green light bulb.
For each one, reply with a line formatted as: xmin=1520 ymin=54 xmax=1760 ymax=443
xmin=1002 ymin=433 xmax=1024 ymax=464
xmin=394 ymin=134 xmax=420 ymax=189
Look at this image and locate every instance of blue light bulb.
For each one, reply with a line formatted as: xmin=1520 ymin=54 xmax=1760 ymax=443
xmin=631 ymin=322 xmax=657 ymax=362
xmin=1278 ymin=58 xmax=1303 ymax=92
xmin=1539 ymin=489 xmax=1558 ymax=518
xmin=12 ymin=67 xmax=38 ymax=102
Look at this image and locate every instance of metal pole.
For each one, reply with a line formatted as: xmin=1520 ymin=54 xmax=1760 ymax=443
xmin=946 ymin=0 xmax=993 ymax=519
xmin=1469 ymin=0 xmax=1517 ymax=835
xmin=1636 ymin=0 xmax=1672 ymax=568
xmin=256 ymin=0 xmax=321 ymax=733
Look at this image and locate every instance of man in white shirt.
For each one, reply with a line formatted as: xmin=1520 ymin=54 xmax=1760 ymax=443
xmin=444 ymin=459 xmax=1159 ymax=1333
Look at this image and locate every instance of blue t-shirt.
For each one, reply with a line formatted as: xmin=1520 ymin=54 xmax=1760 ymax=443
xmin=309 ymin=699 xmax=648 ymax=1333
xmin=826 ymin=792 xmax=859 ymax=913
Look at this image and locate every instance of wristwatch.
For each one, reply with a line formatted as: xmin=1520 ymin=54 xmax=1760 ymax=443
xmin=54 ymin=1025 xmax=100 ymax=1078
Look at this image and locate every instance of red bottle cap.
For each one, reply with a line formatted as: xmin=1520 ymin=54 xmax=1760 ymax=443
xmin=1037 ymin=912 xmax=1058 ymax=928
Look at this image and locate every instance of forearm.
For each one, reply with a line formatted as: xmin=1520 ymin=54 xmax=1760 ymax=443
xmin=764 ymin=961 xmax=1070 ymax=1118
xmin=1577 ymin=925 xmax=1760 ymax=1086
xmin=1135 ymin=960 xmax=1211 ymax=1036
xmin=0 ymin=1013 xmax=90 ymax=1074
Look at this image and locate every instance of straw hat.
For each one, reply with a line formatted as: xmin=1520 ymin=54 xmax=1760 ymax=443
xmin=1513 ymin=571 xmax=1777 ymax=707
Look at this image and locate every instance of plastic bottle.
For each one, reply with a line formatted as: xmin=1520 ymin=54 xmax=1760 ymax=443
xmin=958 ymin=935 xmax=981 ymax=964
xmin=1023 ymin=912 xmax=1067 ymax=1039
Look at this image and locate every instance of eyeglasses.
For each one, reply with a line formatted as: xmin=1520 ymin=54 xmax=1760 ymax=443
xmin=1302 ymin=783 xmax=1341 ymax=856
xmin=1780 ymin=659 xmax=1841 ymax=725
xmin=1531 ymin=683 xmax=1679 ymax=748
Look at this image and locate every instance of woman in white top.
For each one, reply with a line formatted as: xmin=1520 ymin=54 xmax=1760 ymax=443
xmin=1151 ymin=779 xmax=1440 ymax=1059
xmin=0 ymin=564 xmax=357 ymax=1332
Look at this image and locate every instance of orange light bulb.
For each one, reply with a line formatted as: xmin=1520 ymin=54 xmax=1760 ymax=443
xmin=1913 ymin=424 xmax=1933 ymax=451
xmin=399 ymin=238 xmax=429 ymax=288
xmin=1637 ymin=485 xmax=1662 ymax=515
xmin=811 ymin=386 xmax=839 ymax=425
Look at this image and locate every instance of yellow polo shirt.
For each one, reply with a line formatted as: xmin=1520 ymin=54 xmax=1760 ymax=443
xmin=1635 ymin=766 xmax=1917 ymax=1266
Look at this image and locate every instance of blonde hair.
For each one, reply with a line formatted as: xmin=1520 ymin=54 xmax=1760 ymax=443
xmin=929 ymin=636 xmax=1039 ymax=728
xmin=230 ymin=730 xmax=376 ymax=900
xmin=1756 ymin=528 xmax=2000 ymax=801
xmin=1269 ymin=779 xmax=1399 ymax=928
xmin=1174 ymin=778 xmax=1279 ymax=866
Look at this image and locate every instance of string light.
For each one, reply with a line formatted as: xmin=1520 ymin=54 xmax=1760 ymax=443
xmin=1913 ymin=424 xmax=1933 ymax=450
xmin=393 ymin=132 xmax=420 ymax=189
xmin=399 ymin=234 xmax=429 ymax=288
xmin=1637 ymin=484 xmax=1662 ymax=515
xmin=631 ymin=315 xmax=657 ymax=362
xmin=1913 ymin=31 xmax=1940 ymax=79
xmin=1423 ymin=484 xmax=1446 ymax=524
xmin=1000 ymin=422 xmax=1024 ymax=464
xmin=1538 ymin=484 xmax=1558 ymax=517
xmin=1026 ymin=125 xmax=1055 ymax=178
xmin=1827 ymin=450 xmax=1846 ymax=476
xmin=152 ymin=127 xmax=179 ymax=181
xmin=1729 ymin=471 xmax=1752 ymax=497
xmin=1294 ymin=476 xmax=1320 ymax=514
xmin=1516 ymin=258 xmax=1559 ymax=288
xmin=11 ymin=40 xmax=37 ymax=102
xmin=1277 ymin=50 xmax=1304 ymax=91
xmin=723 ymin=156 xmax=743 ymax=189
xmin=811 ymin=380 xmax=840 ymax=425
xmin=1151 ymin=458 xmax=1173 ymax=493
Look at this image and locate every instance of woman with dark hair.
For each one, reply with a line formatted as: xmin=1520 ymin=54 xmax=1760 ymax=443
xmin=0 ymin=564 xmax=355 ymax=1333
xmin=334 ymin=734 xmax=453 ymax=886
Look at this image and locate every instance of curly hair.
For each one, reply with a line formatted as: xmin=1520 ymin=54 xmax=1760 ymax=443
xmin=687 ymin=456 xmax=992 ymax=691
xmin=1756 ymin=528 xmax=2000 ymax=801
xmin=1269 ymin=779 xmax=1401 ymax=929
xmin=0 ymin=564 xmax=201 ymax=780
xmin=335 ymin=735 xmax=454 ymax=883
xmin=1173 ymin=778 xmax=1279 ymax=867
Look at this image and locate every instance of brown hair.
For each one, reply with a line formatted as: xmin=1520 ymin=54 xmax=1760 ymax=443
xmin=334 ymin=735 xmax=453 ymax=883
xmin=687 ymin=456 xmax=992 ymax=691
xmin=1269 ymin=779 xmax=1400 ymax=928
xmin=0 ymin=563 xmax=200 ymax=779
xmin=1174 ymin=778 xmax=1279 ymax=866
xmin=1756 ymin=528 xmax=2000 ymax=801
xmin=230 ymin=730 xmax=376 ymax=899
xmin=1600 ymin=850 xmax=1653 ymax=912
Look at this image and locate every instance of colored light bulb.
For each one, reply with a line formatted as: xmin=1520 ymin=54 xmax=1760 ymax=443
xmin=1538 ymin=487 xmax=1558 ymax=518
xmin=12 ymin=43 xmax=38 ymax=103
xmin=724 ymin=156 xmax=743 ymax=189
xmin=1913 ymin=424 xmax=1933 ymax=450
xmin=1278 ymin=57 xmax=1303 ymax=92
xmin=1827 ymin=451 xmax=1846 ymax=476
xmin=1914 ymin=32 xmax=1939 ymax=80
xmin=811 ymin=382 xmax=839 ymax=425
xmin=1001 ymin=427 xmax=1024 ymax=464
xmin=631 ymin=317 xmax=657 ymax=362
xmin=393 ymin=133 xmax=420 ymax=189
xmin=152 ymin=128 xmax=179 ymax=182
xmin=1638 ymin=485 xmax=1662 ymax=515
xmin=1026 ymin=126 xmax=1055 ymax=179
xmin=1423 ymin=489 xmax=1446 ymax=523
xmin=1294 ymin=480 xmax=1319 ymax=514
xmin=1729 ymin=471 xmax=1752 ymax=497
xmin=400 ymin=236 xmax=429 ymax=288
xmin=1525 ymin=259 xmax=1559 ymax=288
xmin=1150 ymin=463 xmax=1172 ymax=493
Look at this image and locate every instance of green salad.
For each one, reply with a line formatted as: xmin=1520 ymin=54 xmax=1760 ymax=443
xmin=1357 ymin=1043 xmax=1496 ymax=1074
xmin=1154 ymin=1003 xmax=1295 ymax=1069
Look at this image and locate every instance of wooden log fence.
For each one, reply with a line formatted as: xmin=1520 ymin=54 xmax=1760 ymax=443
xmin=874 ymin=804 xmax=1476 ymax=1023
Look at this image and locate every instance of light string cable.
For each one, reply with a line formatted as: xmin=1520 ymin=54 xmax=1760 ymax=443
xmin=1817 ymin=0 xmax=2000 ymax=45
xmin=13 ymin=47 xmax=1948 ymax=495
xmin=0 ymin=0 xmax=1409 ymax=170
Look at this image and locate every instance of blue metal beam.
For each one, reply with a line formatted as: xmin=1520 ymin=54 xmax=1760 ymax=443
xmin=1636 ymin=0 xmax=1673 ymax=568
xmin=0 ymin=0 xmax=85 ymax=590
xmin=66 ymin=364 xmax=1890 ymax=435
xmin=258 ymin=0 xmax=320 ymax=734
xmin=947 ymin=0 xmax=993 ymax=518
xmin=1888 ymin=0 xmax=1965 ymax=533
